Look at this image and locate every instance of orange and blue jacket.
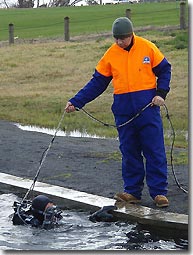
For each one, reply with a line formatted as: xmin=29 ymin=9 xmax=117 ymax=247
xmin=70 ymin=34 xmax=171 ymax=115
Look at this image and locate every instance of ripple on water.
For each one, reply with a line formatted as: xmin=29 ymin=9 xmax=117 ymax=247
xmin=0 ymin=193 xmax=188 ymax=250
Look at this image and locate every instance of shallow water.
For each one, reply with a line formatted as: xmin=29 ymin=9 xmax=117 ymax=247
xmin=15 ymin=123 xmax=188 ymax=141
xmin=0 ymin=193 xmax=188 ymax=250
xmin=15 ymin=123 xmax=106 ymax=139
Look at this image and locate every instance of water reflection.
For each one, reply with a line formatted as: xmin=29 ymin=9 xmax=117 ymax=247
xmin=15 ymin=123 xmax=188 ymax=142
xmin=0 ymin=193 xmax=188 ymax=250
xmin=15 ymin=123 xmax=105 ymax=139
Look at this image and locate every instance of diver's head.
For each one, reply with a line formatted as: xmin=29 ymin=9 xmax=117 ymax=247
xmin=32 ymin=195 xmax=53 ymax=212
xmin=31 ymin=195 xmax=54 ymax=222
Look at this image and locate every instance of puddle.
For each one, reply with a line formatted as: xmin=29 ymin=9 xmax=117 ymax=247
xmin=15 ymin=123 xmax=105 ymax=139
xmin=0 ymin=193 xmax=188 ymax=251
xmin=15 ymin=123 xmax=188 ymax=142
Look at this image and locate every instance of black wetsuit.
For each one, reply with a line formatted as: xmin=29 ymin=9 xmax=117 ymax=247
xmin=12 ymin=205 xmax=63 ymax=229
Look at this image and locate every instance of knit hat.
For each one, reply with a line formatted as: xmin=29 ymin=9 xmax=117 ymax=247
xmin=112 ymin=17 xmax=133 ymax=37
xmin=32 ymin=195 xmax=53 ymax=212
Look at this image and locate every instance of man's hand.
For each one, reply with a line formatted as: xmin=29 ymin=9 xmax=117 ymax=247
xmin=151 ymin=96 xmax=165 ymax=106
xmin=65 ymin=102 xmax=76 ymax=113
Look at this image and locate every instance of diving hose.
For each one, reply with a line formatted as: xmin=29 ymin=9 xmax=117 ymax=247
xmin=21 ymin=101 xmax=188 ymax=205
xmin=22 ymin=109 xmax=67 ymax=203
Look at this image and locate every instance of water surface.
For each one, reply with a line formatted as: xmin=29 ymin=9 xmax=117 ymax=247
xmin=0 ymin=193 xmax=188 ymax=250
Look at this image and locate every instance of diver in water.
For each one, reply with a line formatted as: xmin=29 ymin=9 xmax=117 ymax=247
xmin=12 ymin=194 xmax=117 ymax=229
xmin=12 ymin=195 xmax=63 ymax=229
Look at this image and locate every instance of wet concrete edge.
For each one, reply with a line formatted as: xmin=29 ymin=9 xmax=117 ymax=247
xmin=0 ymin=172 xmax=188 ymax=239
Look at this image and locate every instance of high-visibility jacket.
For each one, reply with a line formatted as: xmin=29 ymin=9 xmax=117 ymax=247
xmin=69 ymin=34 xmax=171 ymax=199
xmin=70 ymin=34 xmax=171 ymax=115
xmin=96 ymin=34 xmax=167 ymax=94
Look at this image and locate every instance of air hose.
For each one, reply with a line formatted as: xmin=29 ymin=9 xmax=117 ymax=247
xmin=22 ymin=109 xmax=67 ymax=202
xmin=16 ymin=109 xmax=67 ymax=225
xmin=21 ymin=102 xmax=188 ymax=203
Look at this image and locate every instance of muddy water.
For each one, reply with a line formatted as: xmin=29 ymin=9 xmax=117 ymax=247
xmin=0 ymin=194 xmax=188 ymax=251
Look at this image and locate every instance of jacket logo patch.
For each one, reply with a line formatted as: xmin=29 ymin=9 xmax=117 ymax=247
xmin=143 ymin=56 xmax=150 ymax=64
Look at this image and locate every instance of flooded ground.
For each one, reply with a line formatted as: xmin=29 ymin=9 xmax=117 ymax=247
xmin=15 ymin=123 xmax=188 ymax=141
xmin=0 ymin=193 xmax=188 ymax=251
xmin=15 ymin=123 xmax=106 ymax=139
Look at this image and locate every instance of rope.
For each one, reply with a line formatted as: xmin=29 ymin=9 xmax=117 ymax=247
xmin=79 ymin=103 xmax=188 ymax=194
xmin=21 ymin=102 xmax=188 ymax=201
xmin=163 ymin=104 xmax=188 ymax=194
xmin=22 ymin=109 xmax=66 ymax=202
xmin=76 ymin=102 xmax=152 ymax=129
xmin=22 ymin=102 xmax=151 ymax=203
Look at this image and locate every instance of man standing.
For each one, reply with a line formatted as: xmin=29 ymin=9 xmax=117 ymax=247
xmin=65 ymin=17 xmax=171 ymax=208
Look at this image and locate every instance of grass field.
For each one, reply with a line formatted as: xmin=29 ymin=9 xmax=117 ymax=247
xmin=0 ymin=1 xmax=188 ymax=41
xmin=0 ymin=2 xmax=188 ymax=155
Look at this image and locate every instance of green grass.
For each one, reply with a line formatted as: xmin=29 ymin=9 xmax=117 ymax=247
xmin=0 ymin=30 xmax=188 ymax=148
xmin=0 ymin=2 xmax=188 ymax=158
xmin=0 ymin=1 xmax=188 ymax=40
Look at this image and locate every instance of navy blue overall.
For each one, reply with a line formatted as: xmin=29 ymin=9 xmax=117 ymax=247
xmin=114 ymin=103 xmax=168 ymax=199
xmin=69 ymin=36 xmax=171 ymax=200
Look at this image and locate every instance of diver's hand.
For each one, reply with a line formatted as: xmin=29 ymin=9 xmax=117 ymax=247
xmin=65 ymin=102 xmax=76 ymax=113
xmin=89 ymin=205 xmax=117 ymax=222
xmin=151 ymin=96 xmax=165 ymax=106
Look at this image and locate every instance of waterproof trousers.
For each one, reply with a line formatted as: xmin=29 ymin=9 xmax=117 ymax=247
xmin=115 ymin=106 xmax=168 ymax=200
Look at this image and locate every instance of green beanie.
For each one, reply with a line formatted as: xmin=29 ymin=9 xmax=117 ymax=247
xmin=112 ymin=17 xmax=133 ymax=37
